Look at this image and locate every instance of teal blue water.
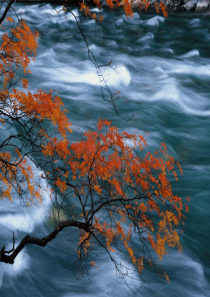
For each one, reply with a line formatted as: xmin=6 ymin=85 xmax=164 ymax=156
xmin=0 ymin=4 xmax=210 ymax=296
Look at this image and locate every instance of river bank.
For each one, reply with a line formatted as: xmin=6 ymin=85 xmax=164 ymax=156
xmin=15 ymin=0 xmax=210 ymax=14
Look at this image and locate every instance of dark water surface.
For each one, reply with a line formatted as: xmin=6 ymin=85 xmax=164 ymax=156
xmin=0 ymin=4 xmax=210 ymax=296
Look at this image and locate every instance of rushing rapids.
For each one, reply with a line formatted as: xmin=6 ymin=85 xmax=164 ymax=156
xmin=0 ymin=3 xmax=209 ymax=297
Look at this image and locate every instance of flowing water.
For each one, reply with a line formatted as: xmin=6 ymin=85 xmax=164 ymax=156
xmin=0 ymin=3 xmax=210 ymax=296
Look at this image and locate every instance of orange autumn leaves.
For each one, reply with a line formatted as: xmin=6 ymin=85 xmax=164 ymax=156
xmin=0 ymin=18 xmax=37 ymax=203
xmin=0 ymin=18 xmax=71 ymax=204
xmin=0 ymin=15 xmax=186 ymax=281
xmin=12 ymin=89 xmax=72 ymax=137
xmin=47 ymin=119 xmax=186 ymax=277
xmin=1 ymin=17 xmax=70 ymax=138
xmin=79 ymin=0 xmax=168 ymax=18
xmin=1 ymin=18 xmax=38 ymax=87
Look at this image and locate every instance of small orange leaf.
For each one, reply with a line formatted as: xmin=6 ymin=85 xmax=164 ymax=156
xmin=6 ymin=17 xmax=13 ymax=23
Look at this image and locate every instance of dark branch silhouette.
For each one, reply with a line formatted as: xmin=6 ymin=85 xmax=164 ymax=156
xmin=0 ymin=0 xmax=16 ymax=24
xmin=0 ymin=221 xmax=90 ymax=264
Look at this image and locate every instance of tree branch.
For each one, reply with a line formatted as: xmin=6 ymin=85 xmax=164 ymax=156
xmin=0 ymin=0 xmax=16 ymax=24
xmin=0 ymin=220 xmax=90 ymax=264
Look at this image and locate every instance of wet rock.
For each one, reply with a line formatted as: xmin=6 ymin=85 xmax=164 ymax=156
xmin=184 ymin=0 xmax=197 ymax=10
xmin=179 ymin=0 xmax=189 ymax=5
xmin=132 ymin=0 xmax=146 ymax=9
xmin=14 ymin=0 xmax=210 ymax=14
xmin=165 ymin=0 xmax=174 ymax=10
xmin=196 ymin=0 xmax=209 ymax=11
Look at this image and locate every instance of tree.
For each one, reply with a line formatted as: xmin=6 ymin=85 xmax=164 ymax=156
xmin=0 ymin=0 xmax=188 ymax=286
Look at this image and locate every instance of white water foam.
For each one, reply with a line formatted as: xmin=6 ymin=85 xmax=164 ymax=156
xmin=41 ymin=6 xmax=64 ymax=16
xmin=168 ymin=62 xmax=210 ymax=78
xmin=0 ymin=161 xmax=52 ymax=286
xmin=188 ymin=18 xmax=201 ymax=28
xmin=128 ymin=55 xmax=210 ymax=116
xmin=33 ymin=57 xmax=131 ymax=88
xmin=137 ymin=32 xmax=154 ymax=43
xmin=0 ymin=250 xmax=30 ymax=287
xmin=179 ymin=49 xmax=200 ymax=59
xmin=62 ymin=252 xmax=142 ymax=297
xmin=145 ymin=15 xmax=165 ymax=26
xmin=163 ymin=48 xmax=174 ymax=54
xmin=67 ymin=9 xmax=80 ymax=22
xmin=135 ymin=77 xmax=210 ymax=117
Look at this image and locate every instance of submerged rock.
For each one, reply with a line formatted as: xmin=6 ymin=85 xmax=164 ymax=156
xmin=165 ymin=0 xmax=175 ymax=10
xmin=196 ymin=0 xmax=209 ymax=11
xmin=184 ymin=0 xmax=198 ymax=10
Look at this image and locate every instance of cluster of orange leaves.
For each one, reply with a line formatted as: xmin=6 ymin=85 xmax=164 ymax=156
xmin=45 ymin=119 xmax=188 ymax=278
xmin=79 ymin=0 xmax=168 ymax=19
xmin=0 ymin=18 xmax=71 ymax=204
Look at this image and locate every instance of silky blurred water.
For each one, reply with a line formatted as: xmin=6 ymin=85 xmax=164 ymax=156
xmin=0 ymin=4 xmax=210 ymax=296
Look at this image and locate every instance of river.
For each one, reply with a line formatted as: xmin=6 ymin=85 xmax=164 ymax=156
xmin=0 ymin=3 xmax=210 ymax=296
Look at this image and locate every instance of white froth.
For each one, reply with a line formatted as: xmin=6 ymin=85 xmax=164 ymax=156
xmin=62 ymin=252 xmax=141 ymax=297
xmin=0 ymin=250 xmax=30 ymax=287
xmin=145 ymin=15 xmax=165 ymax=26
xmin=154 ymin=66 xmax=167 ymax=78
xmin=41 ymin=6 xmax=63 ymax=16
xmin=150 ymin=78 xmax=180 ymax=102
xmin=102 ymin=65 xmax=131 ymax=87
xmin=39 ymin=63 xmax=131 ymax=87
xmin=67 ymin=9 xmax=80 ymax=22
xmin=5 ymin=249 xmax=30 ymax=276
xmin=137 ymin=32 xmax=154 ymax=43
xmin=0 ymin=165 xmax=51 ymax=285
xmin=180 ymin=49 xmax=200 ymax=58
xmin=188 ymin=18 xmax=201 ymax=28
xmin=169 ymin=63 xmax=210 ymax=78
xmin=163 ymin=48 xmax=174 ymax=54
xmin=91 ymin=7 xmax=102 ymax=12
xmin=115 ymin=18 xmax=123 ymax=27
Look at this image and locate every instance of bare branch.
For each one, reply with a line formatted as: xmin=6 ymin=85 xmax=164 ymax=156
xmin=0 ymin=0 xmax=16 ymax=24
xmin=0 ymin=220 xmax=90 ymax=264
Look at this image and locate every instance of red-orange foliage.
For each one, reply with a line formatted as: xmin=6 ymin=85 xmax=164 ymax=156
xmin=79 ymin=0 xmax=168 ymax=18
xmin=0 ymin=5 xmax=186 ymax=283
xmin=0 ymin=18 xmax=71 ymax=204
xmin=48 ymin=119 xmax=184 ymax=278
